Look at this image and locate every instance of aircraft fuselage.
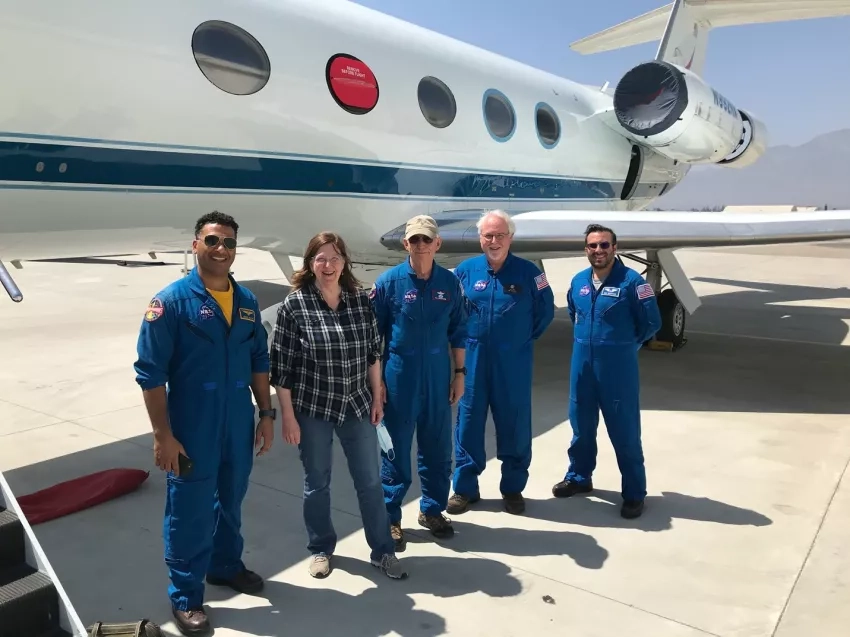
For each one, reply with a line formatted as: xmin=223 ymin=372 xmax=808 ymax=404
xmin=0 ymin=0 xmax=686 ymax=265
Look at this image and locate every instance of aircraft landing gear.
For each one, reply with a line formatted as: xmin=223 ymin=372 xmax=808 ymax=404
xmin=620 ymin=249 xmax=687 ymax=351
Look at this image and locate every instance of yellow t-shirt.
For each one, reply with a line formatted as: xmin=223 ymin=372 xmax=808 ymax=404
xmin=206 ymin=282 xmax=233 ymax=326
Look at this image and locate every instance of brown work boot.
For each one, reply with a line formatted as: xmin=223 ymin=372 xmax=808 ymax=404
xmin=417 ymin=511 xmax=454 ymax=539
xmin=502 ymin=492 xmax=525 ymax=515
xmin=172 ymin=608 xmax=210 ymax=635
xmin=446 ymin=492 xmax=480 ymax=515
xmin=390 ymin=522 xmax=406 ymax=552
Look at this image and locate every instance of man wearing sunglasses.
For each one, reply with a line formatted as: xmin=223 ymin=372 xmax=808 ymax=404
xmin=134 ymin=211 xmax=273 ymax=635
xmin=552 ymin=223 xmax=661 ymax=520
xmin=370 ymin=214 xmax=467 ymax=551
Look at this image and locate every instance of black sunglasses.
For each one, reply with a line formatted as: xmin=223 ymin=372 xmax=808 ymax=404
xmin=408 ymin=235 xmax=433 ymax=244
xmin=585 ymin=241 xmax=611 ymax=250
xmin=204 ymin=234 xmax=237 ymax=250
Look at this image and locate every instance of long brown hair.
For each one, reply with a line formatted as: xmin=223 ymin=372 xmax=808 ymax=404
xmin=290 ymin=231 xmax=362 ymax=292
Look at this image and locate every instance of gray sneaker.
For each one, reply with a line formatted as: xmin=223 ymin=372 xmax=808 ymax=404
xmin=308 ymin=553 xmax=331 ymax=578
xmin=371 ymin=553 xmax=408 ymax=580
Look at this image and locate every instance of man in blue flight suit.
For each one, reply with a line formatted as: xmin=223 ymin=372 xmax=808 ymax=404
xmin=134 ymin=211 xmax=274 ymax=636
xmin=552 ymin=224 xmax=661 ymax=519
xmin=447 ymin=210 xmax=555 ymax=516
xmin=370 ymin=214 xmax=467 ymax=551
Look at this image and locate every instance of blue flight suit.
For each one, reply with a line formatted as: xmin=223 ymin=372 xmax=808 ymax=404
xmin=564 ymin=258 xmax=661 ymax=502
xmin=452 ymin=253 xmax=555 ymax=497
xmin=133 ymin=267 xmax=269 ymax=611
xmin=370 ymin=258 xmax=467 ymax=522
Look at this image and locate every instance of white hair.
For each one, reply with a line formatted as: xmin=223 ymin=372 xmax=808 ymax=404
xmin=476 ymin=209 xmax=515 ymax=235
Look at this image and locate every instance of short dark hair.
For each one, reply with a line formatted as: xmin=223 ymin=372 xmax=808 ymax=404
xmin=584 ymin=223 xmax=616 ymax=245
xmin=195 ymin=211 xmax=239 ymax=238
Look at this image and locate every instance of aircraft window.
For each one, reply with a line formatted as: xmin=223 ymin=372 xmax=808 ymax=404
xmin=326 ymin=54 xmax=379 ymax=115
xmin=191 ymin=21 xmax=270 ymax=96
xmin=535 ymin=103 xmax=560 ymax=148
xmin=417 ymin=77 xmax=456 ymax=128
xmin=483 ymin=90 xmax=515 ymax=141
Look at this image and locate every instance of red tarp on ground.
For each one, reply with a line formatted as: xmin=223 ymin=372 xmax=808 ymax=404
xmin=16 ymin=468 xmax=150 ymax=525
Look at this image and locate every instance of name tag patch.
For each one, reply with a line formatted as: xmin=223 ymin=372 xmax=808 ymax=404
xmin=601 ymin=286 xmax=620 ymax=298
xmin=239 ymin=307 xmax=255 ymax=321
xmin=504 ymin=283 xmax=522 ymax=295
xmin=404 ymin=289 xmax=418 ymax=303
xmin=432 ymin=289 xmax=449 ymax=302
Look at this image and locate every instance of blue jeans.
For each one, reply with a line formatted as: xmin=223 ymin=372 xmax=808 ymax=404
xmin=296 ymin=408 xmax=395 ymax=561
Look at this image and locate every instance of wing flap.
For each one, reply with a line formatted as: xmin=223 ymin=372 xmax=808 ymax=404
xmin=380 ymin=209 xmax=850 ymax=256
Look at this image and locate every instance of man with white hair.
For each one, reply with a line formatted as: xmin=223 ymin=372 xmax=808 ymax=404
xmin=447 ymin=209 xmax=555 ymax=515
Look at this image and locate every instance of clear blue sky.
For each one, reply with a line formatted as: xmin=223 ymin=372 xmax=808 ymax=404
xmin=350 ymin=0 xmax=849 ymax=147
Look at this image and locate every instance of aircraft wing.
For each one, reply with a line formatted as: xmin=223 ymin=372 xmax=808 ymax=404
xmin=379 ymin=209 xmax=850 ymax=256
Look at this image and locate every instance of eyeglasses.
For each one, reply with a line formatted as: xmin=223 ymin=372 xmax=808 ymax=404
xmin=314 ymin=256 xmax=343 ymax=266
xmin=203 ymin=234 xmax=237 ymax=250
xmin=585 ymin=241 xmax=611 ymax=250
xmin=481 ymin=233 xmax=508 ymax=242
xmin=408 ymin=235 xmax=433 ymax=244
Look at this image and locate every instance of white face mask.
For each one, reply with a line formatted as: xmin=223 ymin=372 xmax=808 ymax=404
xmin=376 ymin=421 xmax=395 ymax=461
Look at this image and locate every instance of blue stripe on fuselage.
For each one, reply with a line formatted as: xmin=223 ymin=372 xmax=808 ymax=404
xmin=0 ymin=139 xmax=663 ymax=200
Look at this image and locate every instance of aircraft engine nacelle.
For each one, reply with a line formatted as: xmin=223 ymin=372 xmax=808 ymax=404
xmin=612 ymin=60 xmax=768 ymax=167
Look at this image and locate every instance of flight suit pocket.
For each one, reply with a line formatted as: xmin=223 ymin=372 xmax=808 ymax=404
xmin=183 ymin=319 xmax=214 ymax=344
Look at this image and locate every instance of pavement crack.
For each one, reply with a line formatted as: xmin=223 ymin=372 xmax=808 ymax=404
xmin=770 ymin=450 xmax=850 ymax=636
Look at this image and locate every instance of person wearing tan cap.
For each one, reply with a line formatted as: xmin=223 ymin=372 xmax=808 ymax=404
xmin=369 ymin=214 xmax=468 ymax=551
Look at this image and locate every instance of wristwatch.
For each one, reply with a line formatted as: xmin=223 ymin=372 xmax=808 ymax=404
xmin=455 ymin=367 xmax=467 ymax=375
xmin=258 ymin=408 xmax=277 ymax=419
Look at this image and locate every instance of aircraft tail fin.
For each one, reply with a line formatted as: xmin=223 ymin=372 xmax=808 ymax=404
xmin=570 ymin=0 xmax=850 ymax=76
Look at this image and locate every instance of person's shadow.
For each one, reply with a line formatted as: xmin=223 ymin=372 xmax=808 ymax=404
xmin=204 ymin=554 xmax=524 ymax=636
xmin=409 ymin=522 xmax=610 ymax=570
xmin=478 ymin=490 xmax=774 ymax=532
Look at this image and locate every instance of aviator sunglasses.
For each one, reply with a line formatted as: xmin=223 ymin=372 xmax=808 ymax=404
xmin=203 ymin=234 xmax=237 ymax=250
xmin=408 ymin=235 xmax=433 ymax=244
xmin=585 ymin=241 xmax=611 ymax=250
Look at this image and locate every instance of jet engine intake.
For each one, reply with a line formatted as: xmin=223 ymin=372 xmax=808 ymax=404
xmin=612 ymin=60 xmax=768 ymax=167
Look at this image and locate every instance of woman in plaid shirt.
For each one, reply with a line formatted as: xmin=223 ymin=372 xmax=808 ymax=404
xmin=270 ymin=231 xmax=407 ymax=581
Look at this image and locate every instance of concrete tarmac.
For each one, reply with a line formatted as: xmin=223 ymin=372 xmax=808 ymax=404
xmin=0 ymin=242 xmax=848 ymax=637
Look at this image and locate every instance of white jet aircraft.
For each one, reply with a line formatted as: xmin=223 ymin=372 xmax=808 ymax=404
xmin=1 ymin=0 xmax=850 ymax=349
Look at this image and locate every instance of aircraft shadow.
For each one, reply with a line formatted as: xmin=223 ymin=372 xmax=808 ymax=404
xmin=687 ymin=275 xmax=850 ymax=346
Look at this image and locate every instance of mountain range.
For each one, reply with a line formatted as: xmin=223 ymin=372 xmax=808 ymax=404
xmin=653 ymin=128 xmax=850 ymax=210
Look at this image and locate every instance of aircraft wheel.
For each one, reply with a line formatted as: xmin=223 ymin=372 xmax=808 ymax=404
xmin=655 ymin=289 xmax=686 ymax=349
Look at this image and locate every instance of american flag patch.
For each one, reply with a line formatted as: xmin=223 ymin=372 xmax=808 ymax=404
xmin=636 ymin=283 xmax=654 ymax=300
xmin=535 ymin=272 xmax=549 ymax=290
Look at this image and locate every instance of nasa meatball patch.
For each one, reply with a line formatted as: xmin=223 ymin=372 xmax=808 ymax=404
xmin=404 ymin=289 xmax=418 ymax=303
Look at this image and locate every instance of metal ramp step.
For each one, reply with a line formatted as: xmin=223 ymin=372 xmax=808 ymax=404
xmin=0 ymin=474 xmax=86 ymax=637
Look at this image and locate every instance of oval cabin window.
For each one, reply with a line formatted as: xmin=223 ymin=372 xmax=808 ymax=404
xmin=191 ymin=21 xmax=270 ymax=96
xmin=483 ymin=90 xmax=515 ymax=141
xmin=418 ymin=77 xmax=456 ymax=128
xmin=536 ymin=103 xmax=560 ymax=147
xmin=326 ymin=54 xmax=379 ymax=115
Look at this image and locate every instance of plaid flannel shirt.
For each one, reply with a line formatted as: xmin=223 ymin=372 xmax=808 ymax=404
xmin=270 ymin=283 xmax=380 ymax=426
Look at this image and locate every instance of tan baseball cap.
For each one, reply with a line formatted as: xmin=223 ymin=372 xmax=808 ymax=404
xmin=404 ymin=215 xmax=439 ymax=240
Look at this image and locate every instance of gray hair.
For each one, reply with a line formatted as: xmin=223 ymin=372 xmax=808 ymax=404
xmin=476 ymin=209 xmax=515 ymax=235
